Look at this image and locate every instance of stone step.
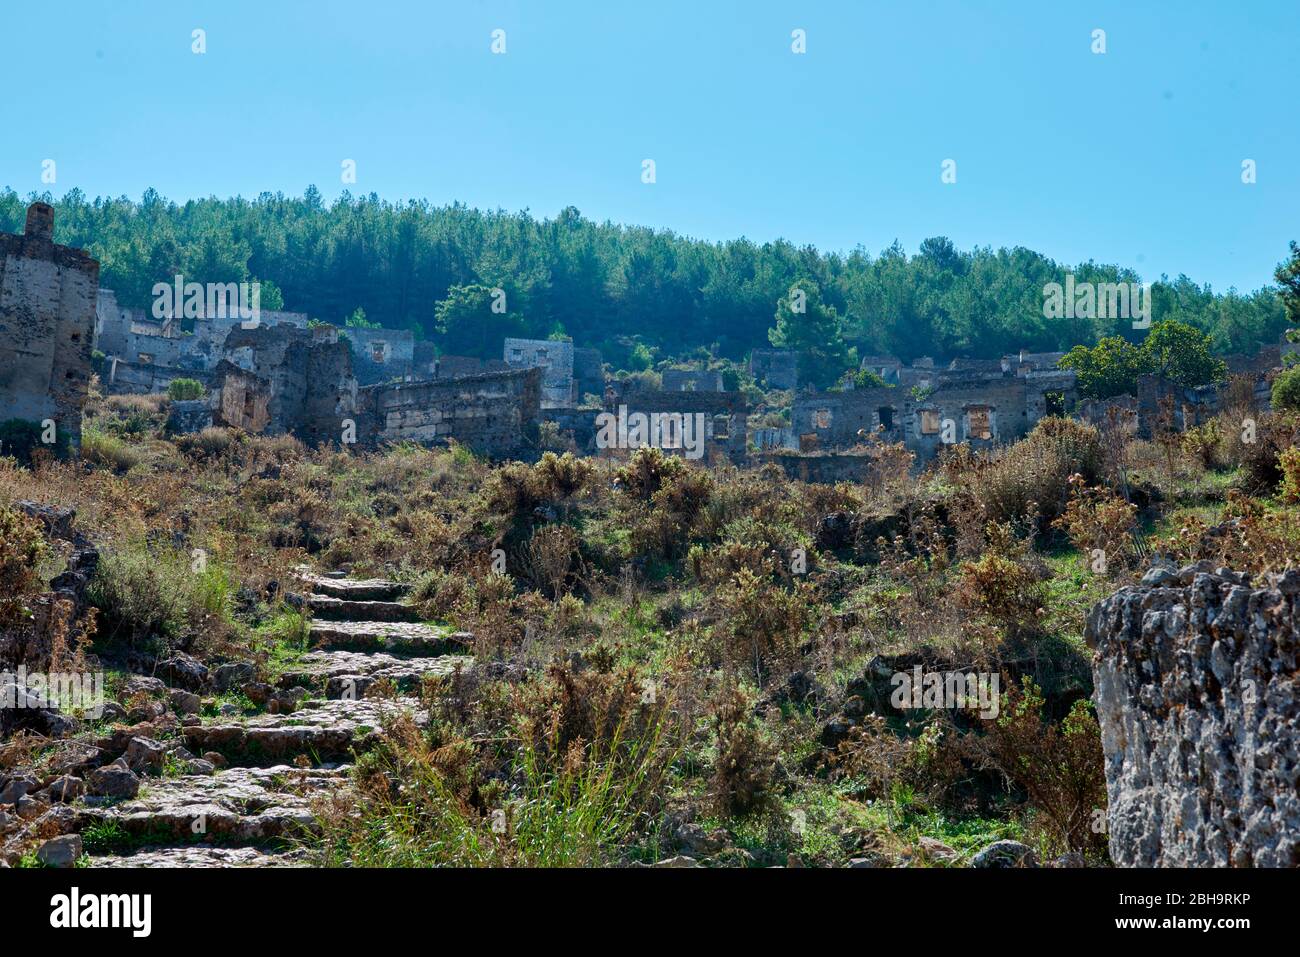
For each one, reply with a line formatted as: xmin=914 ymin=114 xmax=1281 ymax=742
xmin=88 ymin=845 xmax=311 ymax=868
xmin=73 ymin=766 xmax=348 ymax=848
xmin=182 ymin=697 xmax=425 ymax=765
xmin=297 ymin=571 xmax=409 ymax=602
xmin=307 ymin=620 xmax=470 ymax=656
xmin=279 ymin=649 xmax=473 ymax=699
xmin=306 ymin=593 xmax=422 ymax=623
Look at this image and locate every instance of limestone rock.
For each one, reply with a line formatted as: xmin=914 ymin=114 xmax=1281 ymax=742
xmin=36 ymin=834 xmax=81 ymax=868
xmin=1087 ymin=564 xmax=1300 ymax=867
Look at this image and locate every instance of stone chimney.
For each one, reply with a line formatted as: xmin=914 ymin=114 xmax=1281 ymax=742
xmin=24 ymin=202 xmax=54 ymax=241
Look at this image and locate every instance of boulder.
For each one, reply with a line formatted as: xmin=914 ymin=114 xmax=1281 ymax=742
xmin=970 ymin=840 xmax=1037 ymax=868
xmin=1087 ymin=564 xmax=1300 ymax=867
xmin=36 ymin=834 xmax=81 ymax=868
xmin=86 ymin=765 xmax=140 ymax=800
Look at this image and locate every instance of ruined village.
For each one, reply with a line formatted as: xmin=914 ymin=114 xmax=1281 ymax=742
xmin=3 ymin=194 xmax=1299 ymax=883
xmin=9 ymin=202 xmax=1293 ymax=476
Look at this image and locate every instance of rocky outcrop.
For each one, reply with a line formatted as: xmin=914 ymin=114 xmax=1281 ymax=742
xmin=1086 ymin=561 xmax=1300 ymax=867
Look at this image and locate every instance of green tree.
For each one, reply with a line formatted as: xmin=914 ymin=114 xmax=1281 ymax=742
xmin=1273 ymin=365 xmax=1300 ymax=412
xmin=767 ymin=279 xmax=852 ymax=390
xmin=1059 ymin=336 xmax=1145 ymax=399
xmin=1061 ymin=321 xmax=1226 ymax=398
xmin=434 ymin=284 xmax=526 ymax=358
xmin=1275 ymin=241 xmax=1300 ymax=324
xmin=1139 ymin=319 xmax=1226 ymax=387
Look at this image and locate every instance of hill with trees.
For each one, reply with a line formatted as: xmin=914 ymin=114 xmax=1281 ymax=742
xmin=0 ymin=188 xmax=1288 ymax=375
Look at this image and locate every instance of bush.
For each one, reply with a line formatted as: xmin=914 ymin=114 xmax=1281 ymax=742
xmin=0 ymin=504 xmax=50 ymax=625
xmin=0 ymin=419 xmax=54 ymax=463
xmin=87 ymin=542 xmax=234 ymax=653
xmin=1052 ymin=475 xmax=1137 ymax=567
xmin=974 ymin=417 xmax=1102 ymax=529
xmin=710 ymin=684 xmax=777 ymax=818
xmin=80 ymin=427 xmax=140 ymax=472
xmin=972 ymin=679 xmax=1107 ymax=858
xmin=1272 ymin=366 xmax=1300 ymax=413
xmin=166 ymin=378 xmax=205 ymax=401
xmin=1280 ymin=447 xmax=1300 ymax=503
xmin=955 ymin=524 xmax=1045 ymax=637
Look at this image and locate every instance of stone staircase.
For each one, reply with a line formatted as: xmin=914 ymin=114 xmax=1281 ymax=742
xmin=73 ymin=573 xmax=472 ymax=868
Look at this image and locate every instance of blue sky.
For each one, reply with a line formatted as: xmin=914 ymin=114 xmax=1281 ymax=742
xmin=2 ymin=0 xmax=1296 ymax=293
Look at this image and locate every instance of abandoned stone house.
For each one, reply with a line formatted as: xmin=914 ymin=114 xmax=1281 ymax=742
xmin=357 ymin=367 xmax=541 ymax=455
xmin=504 ymin=337 xmax=575 ymax=407
xmin=749 ymin=349 xmax=798 ymax=391
xmin=791 ymin=365 xmax=1077 ymax=463
xmin=341 ymin=325 xmax=416 ymax=385
xmin=208 ymin=323 xmax=541 ymax=456
xmin=93 ymin=288 xmax=312 ymax=395
xmin=0 ymin=204 xmax=97 ymax=451
xmin=597 ymin=386 xmax=749 ymax=463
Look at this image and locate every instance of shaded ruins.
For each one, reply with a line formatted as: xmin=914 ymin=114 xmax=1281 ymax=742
xmin=0 ymin=204 xmax=98 ymax=452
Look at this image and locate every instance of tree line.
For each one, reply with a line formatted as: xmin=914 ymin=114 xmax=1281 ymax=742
xmin=1 ymin=188 xmax=1289 ymax=378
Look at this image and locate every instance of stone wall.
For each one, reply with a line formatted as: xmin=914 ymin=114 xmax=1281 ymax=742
xmin=359 ymin=366 xmax=540 ymax=456
xmin=1086 ymin=562 xmax=1300 ymax=867
xmin=749 ymin=349 xmax=797 ymax=391
xmin=764 ymin=450 xmax=875 ymax=483
xmin=0 ymin=204 xmax=98 ymax=451
xmin=573 ymin=347 xmax=604 ymax=400
xmin=662 ymin=367 xmax=723 ymax=392
xmin=212 ymin=324 xmax=358 ymax=442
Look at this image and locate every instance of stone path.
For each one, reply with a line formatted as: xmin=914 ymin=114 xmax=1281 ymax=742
xmin=69 ymin=573 xmax=470 ymax=868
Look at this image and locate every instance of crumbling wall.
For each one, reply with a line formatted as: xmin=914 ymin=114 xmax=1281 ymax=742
xmin=749 ymin=349 xmax=798 ymax=391
xmin=764 ymin=450 xmax=876 ymax=483
xmin=0 ymin=204 xmax=98 ymax=451
xmin=792 ymin=375 xmax=1034 ymax=462
xmin=360 ymin=366 xmax=540 ymax=456
xmin=662 ymin=368 xmax=723 ymax=392
xmin=212 ymin=324 xmax=357 ymax=441
xmin=573 ymin=347 xmax=604 ymax=401
xmin=1086 ymin=563 xmax=1300 ymax=867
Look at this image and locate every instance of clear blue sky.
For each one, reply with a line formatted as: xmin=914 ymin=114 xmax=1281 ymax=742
xmin=3 ymin=0 xmax=1295 ymax=293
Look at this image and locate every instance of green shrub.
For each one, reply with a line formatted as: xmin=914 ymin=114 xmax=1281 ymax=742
xmin=1272 ymin=366 xmax=1300 ymax=413
xmin=87 ymin=542 xmax=235 ymax=653
xmin=166 ymin=378 xmax=205 ymax=401
xmin=80 ymin=427 xmax=140 ymax=472
xmin=0 ymin=418 xmax=60 ymax=463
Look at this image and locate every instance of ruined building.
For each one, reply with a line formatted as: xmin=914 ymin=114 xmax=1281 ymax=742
xmin=749 ymin=349 xmax=798 ymax=391
xmin=790 ymin=363 xmax=1076 ymax=463
xmin=0 ymin=204 xmax=97 ymax=452
xmin=504 ymin=337 xmax=575 ymax=407
xmin=213 ymin=324 xmax=359 ymax=445
xmin=599 ymin=384 xmax=749 ymax=463
xmin=210 ymin=324 xmax=540 ymax=456
xmin=342 ymin=325 xmax=416 ymax=385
